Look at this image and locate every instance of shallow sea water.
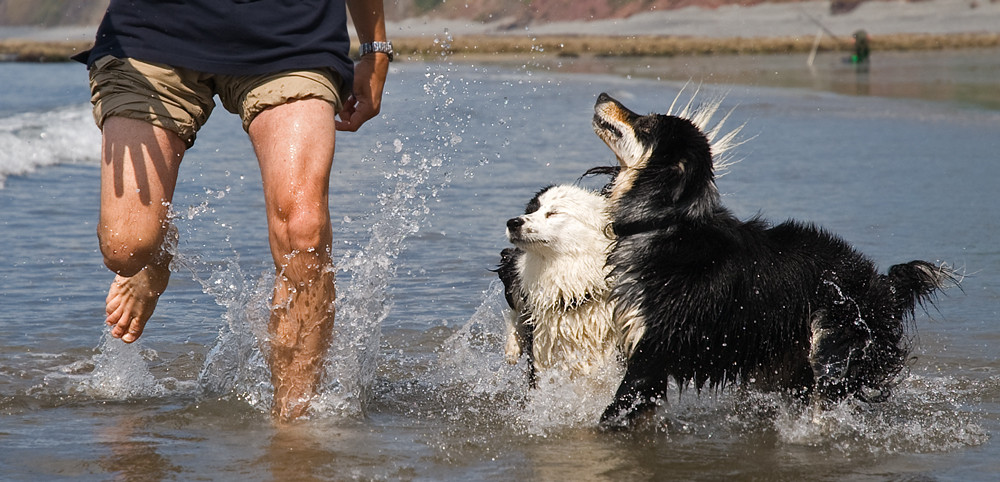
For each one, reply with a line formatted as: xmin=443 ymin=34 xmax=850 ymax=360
xmin=1 ymin=48 xmax=999 ymax=480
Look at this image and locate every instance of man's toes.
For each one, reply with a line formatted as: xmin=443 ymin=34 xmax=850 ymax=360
xmin=121 ymin=320 xmax=144 ymax=343
xmin=105 ymin=303 xmax=125 ymax=326
xmin=110 ymin=318 xmax=127 ymax=339
xmin=108 ymin=306 xmax=133 ymax=338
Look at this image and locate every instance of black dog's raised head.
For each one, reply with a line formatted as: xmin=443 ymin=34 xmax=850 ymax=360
xmin=592 ymin=93 xmax=712 ymax=171
xmin=592 ymin=92 xmax=719 ymax=226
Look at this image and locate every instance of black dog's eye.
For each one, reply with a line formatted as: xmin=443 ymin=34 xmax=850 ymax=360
xmin=596 ymin=118 xmax=622 ymax=139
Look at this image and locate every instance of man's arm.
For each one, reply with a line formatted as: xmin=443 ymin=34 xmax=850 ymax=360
xmin=337 ymin=0 xmax=389 ymax=132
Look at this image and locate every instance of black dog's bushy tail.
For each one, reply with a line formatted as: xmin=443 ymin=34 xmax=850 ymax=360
xmin=887 ymin=260 xmax=958 ymax=313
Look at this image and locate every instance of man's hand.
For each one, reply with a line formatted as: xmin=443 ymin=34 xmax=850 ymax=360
xmin=336 ymin=53 xmax=388 ymax=132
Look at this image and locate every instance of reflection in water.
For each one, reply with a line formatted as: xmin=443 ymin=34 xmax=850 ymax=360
xmin=261 ymin=420 xmax=424 ymax=480
xmin=265 ymin=424 xmax=335 ymax=482
xmin=522 ymin=428 xmax=654 ymax=480
xmin=97 ymin=414 xmax=180 ymax=481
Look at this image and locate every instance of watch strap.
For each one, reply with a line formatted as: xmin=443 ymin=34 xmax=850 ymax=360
xmin=359 ymin=41 xmax=394 ymax=62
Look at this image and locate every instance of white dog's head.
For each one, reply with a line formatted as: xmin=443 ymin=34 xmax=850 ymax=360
xmin=502 ymin=184 xmax=619 ymax=377
xmin=506 ymin=185 xmax=610 ymax=258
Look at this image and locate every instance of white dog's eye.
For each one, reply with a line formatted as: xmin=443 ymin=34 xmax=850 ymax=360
xmin=545 ymin=211 xmax=560 ymax=218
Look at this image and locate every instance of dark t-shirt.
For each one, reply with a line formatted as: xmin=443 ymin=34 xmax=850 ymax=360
xmin=74 ymin=0 xmax=354 ymax=92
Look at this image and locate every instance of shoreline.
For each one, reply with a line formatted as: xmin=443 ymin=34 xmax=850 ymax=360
xmin=391 ymin=32 xmax=1000 ymax=59
xmin=3 ymin=31 xmax=1000 ymax=63
xmin=3 ymin=0 xmax=999 ymax=61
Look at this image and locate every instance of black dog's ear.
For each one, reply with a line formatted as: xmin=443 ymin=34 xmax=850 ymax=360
xmin=580 ymin=166 xmax=620 ymax=180
xmin=579 ymin=166 xmax=620 ymax=197
xmin=669 ymin=158 xmax=691 ymax=203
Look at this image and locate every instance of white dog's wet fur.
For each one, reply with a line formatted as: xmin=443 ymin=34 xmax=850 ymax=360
xmin=501 ymin=185 xmax=618 ymax=380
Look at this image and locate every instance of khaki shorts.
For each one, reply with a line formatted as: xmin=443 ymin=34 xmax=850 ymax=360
xmin=87 ymin=55 xmax=345 ymax=148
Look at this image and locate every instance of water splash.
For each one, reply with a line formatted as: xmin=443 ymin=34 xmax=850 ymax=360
xmin=771 ymin=374 xmax=989 ymax=454
xmin=82 ymin=329 xmax=167 ymax=400
xmin=433 ymin=280 xmax=529 ymax=421
xmin=314 ymin=68 xmax=469 ymax=418
xmin=434 ymin=281 xmax=623 ymax=435
xmin=433 ymin=29 xmax=454 ymax=58
xmin=512 ymin=363 xmax=623 ymax=434
xmin=0 ymin=105 xmax=99 ymax=188
xmin=316 ymin=153 xmax=446 ymax=417
xmin=192 ymin=257 xmax=275 ymax=412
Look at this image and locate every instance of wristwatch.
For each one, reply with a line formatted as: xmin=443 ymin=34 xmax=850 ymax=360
xmin=359 ymin=41 xmax=394 ymax=62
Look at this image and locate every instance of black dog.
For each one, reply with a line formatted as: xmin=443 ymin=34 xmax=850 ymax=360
xmin=592 ymin=92 xmax=955 ymax=428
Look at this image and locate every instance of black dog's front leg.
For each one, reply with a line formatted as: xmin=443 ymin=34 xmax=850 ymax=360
xmin=600 ymin=362 xmax=667 ymax=429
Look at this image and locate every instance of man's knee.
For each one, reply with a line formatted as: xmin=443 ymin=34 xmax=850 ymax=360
xmin=97 ymin=226 xmax=163 ymax=276
xmin=272 ymin=207 xmax=332 ymax=261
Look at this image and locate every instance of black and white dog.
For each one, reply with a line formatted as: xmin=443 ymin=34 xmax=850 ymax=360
xmin=591 ymin=92 xmax=956 ymax=428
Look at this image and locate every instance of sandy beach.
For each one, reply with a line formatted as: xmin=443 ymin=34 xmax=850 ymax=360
xmin=1 ymin=0 xmax=999 ymax=60
xmin=386 ymin=0 xmax=1000 ymax=39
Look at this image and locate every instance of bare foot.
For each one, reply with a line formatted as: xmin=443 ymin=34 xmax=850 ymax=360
xmin=105 ymin=262 xmax=170 ymax=343
xmin=269 ymin=311 xmax=332 ymax=421
xmin=268 ymin=268 xmax=336 ymax=422
xmin=271 ymin=377 xmax=314 ymax=422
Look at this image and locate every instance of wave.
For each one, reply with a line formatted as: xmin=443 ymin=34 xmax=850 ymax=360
xmin=0 ymin=104 xmax=100 ymax=188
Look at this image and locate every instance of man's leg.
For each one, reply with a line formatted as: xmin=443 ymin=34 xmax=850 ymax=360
xmin=248 ymin=98 xmax=337 ymax=421
xmin=98 ymin=116 xmax=186 ymax=343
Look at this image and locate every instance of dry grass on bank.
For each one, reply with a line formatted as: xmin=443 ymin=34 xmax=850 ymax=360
xmin=394 ymin=32 xmax=1000 ymax=58
xmin=0 ymin=39 xmax=91 ymax=62
xmin=2 ymin=32 xmax=999 ymax=62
